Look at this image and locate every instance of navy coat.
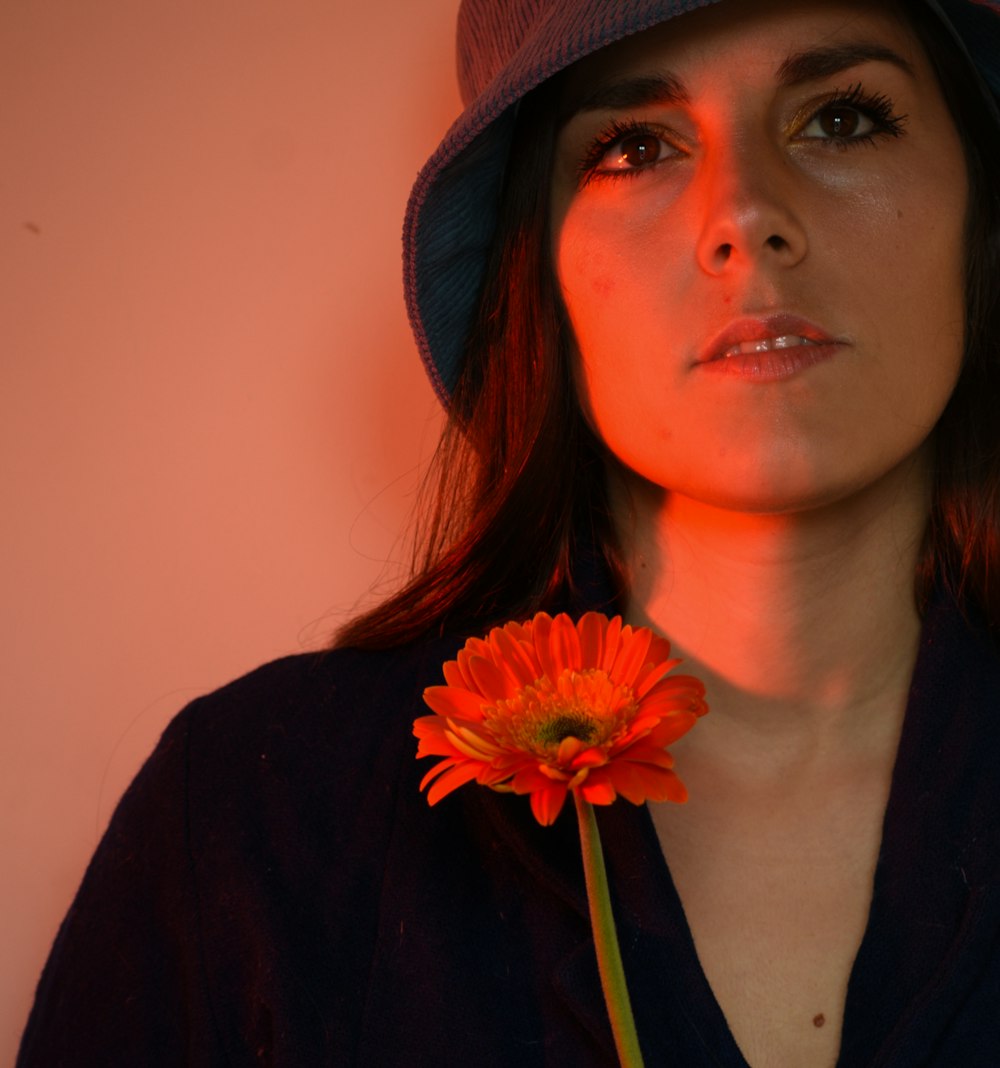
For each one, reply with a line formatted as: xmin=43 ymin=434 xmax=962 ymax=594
xmin=16 ymin=590 xmax=1000 ymax=1065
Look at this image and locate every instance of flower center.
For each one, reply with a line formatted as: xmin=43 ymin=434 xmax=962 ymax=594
xmin=535 ymin=712 xmax=598 ymax=747
xmin=483 ymin=668 xmax=638 ymax=764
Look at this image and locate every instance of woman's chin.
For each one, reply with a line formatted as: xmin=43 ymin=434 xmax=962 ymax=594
xmin=621 ymin=456 xmax=930 ymax=525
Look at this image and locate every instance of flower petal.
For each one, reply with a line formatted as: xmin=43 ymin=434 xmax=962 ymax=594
xmin=466 ymin=654 xmax=516 ymax=701
xmin=566 ymin=746 xmax=609 ymax=770
xmin=646 ymin=712 xmax=699 ymax=748
xmin=442 ymin=658 xmax=467 ymax=690
xmin=600 ymin=615 xmax=623 ymax=672
xmin=578 ymin=779 xmax=617 ymax=806
xmin=444 ymin=725 xmax=501 ymax=761
xmin=647 ymin=633 xmax=674 ymax=666
xmin=637 ymin=687 xmax=705 ymax=721
xmin=605 ymin=761 xmax=687 ymax=804
xmin=644 ymin=673 xmax=706 ymax=701
xmin=477 ymin=763 xmax=516 ymax=788
xmin=488 ymin=626 xmax=542 ymax=687
xmin=577 ymin=612 xmax=606 ymax=669
xmin=419 ymin=756 xmax=459 ymax=791
xmin=617 ymin=743 xmax=676 ymax=769
xmin=426 ymin=761 xmax=484 ymax=806
xmin=413 ymin=724 xmax=461 ymax=759
xmin=510 ymin=766 xmax=553 ymax=794
xmin=454 ymin=641 xmax=491 ymax=691
xmin=530 ymin=783 xmax=568 ymax=825
xmin=639 ymin=768 xmax=689 ymax=804
xmin=529 ymin=613 xmax=557 ymax=682
xmin=556 ymin=735 xmax=586 ymax=764
xmin=422 ymin=685 xmax=489 ymax=722
xmin=634 ymin=656 xmax=682 ymax=698
xmin=611 ymin=626 xmax=653 ymax=687
xmin=598 ymin=761 xmax=648 ymax=805
xmin=548 ymin=612 xmax=582 ymax=674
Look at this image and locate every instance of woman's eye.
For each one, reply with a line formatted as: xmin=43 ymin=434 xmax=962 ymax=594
xmin=575 ymin=116 xmax=692 ymax=185
xmin=794 ymin=88 xmax=906 ymax=145
xmin=800 ymin=104 xmax=876 ymax=141
xmin=595 ymin=131 xmax=677 ymax=174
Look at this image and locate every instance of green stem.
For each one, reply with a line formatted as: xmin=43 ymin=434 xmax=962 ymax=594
xmin=574 ymin=791 xmax=645 ymax=1068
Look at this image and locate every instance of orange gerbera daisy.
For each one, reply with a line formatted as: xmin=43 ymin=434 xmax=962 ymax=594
xmin=414 ymin=611 xmax=708 ymax=826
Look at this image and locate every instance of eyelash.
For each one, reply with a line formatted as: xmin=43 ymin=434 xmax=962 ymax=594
xmin=798 ymin=83 xmax=908 ymax=147
xmin=577 ymin=117 xmax=675 ymax=186
xmin=576 ymin=83 xmax=908 ymax=186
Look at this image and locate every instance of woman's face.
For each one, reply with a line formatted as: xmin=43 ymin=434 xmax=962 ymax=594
xmin=551 ymin=0 xmax=968 ymax=515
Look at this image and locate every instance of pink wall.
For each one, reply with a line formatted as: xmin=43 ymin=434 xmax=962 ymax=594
xmin=0 ymin=1 xmax=459 ymax=1058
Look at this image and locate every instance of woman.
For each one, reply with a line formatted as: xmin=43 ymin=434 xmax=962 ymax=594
xmin=18 ymin=0 xmax=1000 ymax=1065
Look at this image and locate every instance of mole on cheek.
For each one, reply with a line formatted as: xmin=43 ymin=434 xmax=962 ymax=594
xmin=813 ymin=1013 xmax=826 ymax=1028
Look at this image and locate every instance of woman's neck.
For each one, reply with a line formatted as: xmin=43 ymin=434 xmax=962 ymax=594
xmin=620 ymin=456 xmax=929 ymax=764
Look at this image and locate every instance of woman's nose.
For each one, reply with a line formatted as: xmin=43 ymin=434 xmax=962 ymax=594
xmin=694 ymin=142 xmax=808 ymax=276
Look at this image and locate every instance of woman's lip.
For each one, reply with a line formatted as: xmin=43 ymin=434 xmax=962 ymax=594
xmin=719 ymin=334 xmax=822 ymax=359
xmin=694 ymin=314 xmax=847 ymax=381
xmin=697 ymin=340 xmax=844 ymax=380
xmin=698 ymin=314 xmax=842 ymax=365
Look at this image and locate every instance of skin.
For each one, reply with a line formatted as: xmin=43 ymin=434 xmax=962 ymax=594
xmin=549 ymin=1 xmax=968 ymax=1065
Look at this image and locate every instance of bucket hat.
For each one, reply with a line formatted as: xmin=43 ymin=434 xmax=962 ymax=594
xmin=403 ymin=0 xmax=1000 ymax=404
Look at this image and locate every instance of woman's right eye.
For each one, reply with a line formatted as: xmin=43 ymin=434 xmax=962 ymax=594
xmin=602 ymin=132 xmax=676 ymax=170
xmin=579 ymin=122 xmax=681 ymax=184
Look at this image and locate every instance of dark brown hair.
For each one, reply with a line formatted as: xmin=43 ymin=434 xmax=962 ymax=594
xmin=909 ymin=0 xmax=1000 ymax=628
xmin=336 ymin=3 xmax=1000 ymax=650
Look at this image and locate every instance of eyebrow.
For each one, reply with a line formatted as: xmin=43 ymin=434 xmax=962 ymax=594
xmin=562 ymin=73 xmax=688 ymax=122
xmin=776 ymin=42 xmax=915 ymax=86
xmin=561 ymin=40 xmax=915 ymax=122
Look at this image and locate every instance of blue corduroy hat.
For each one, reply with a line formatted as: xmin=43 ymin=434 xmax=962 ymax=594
xmin=403 ymin=0 xmax=1000 ymax=404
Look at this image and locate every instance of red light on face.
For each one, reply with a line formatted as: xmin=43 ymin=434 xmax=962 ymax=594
xmin=551 ymin=0 xmax=965 ymax=520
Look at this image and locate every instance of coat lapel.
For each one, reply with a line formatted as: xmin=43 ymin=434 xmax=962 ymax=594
xmin=843 ymin=589 xmax=1000 ymax=1063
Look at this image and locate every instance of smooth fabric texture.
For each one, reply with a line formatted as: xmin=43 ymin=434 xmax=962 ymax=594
xmin=17 ymin=591 xmax=1000 ymax=1066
